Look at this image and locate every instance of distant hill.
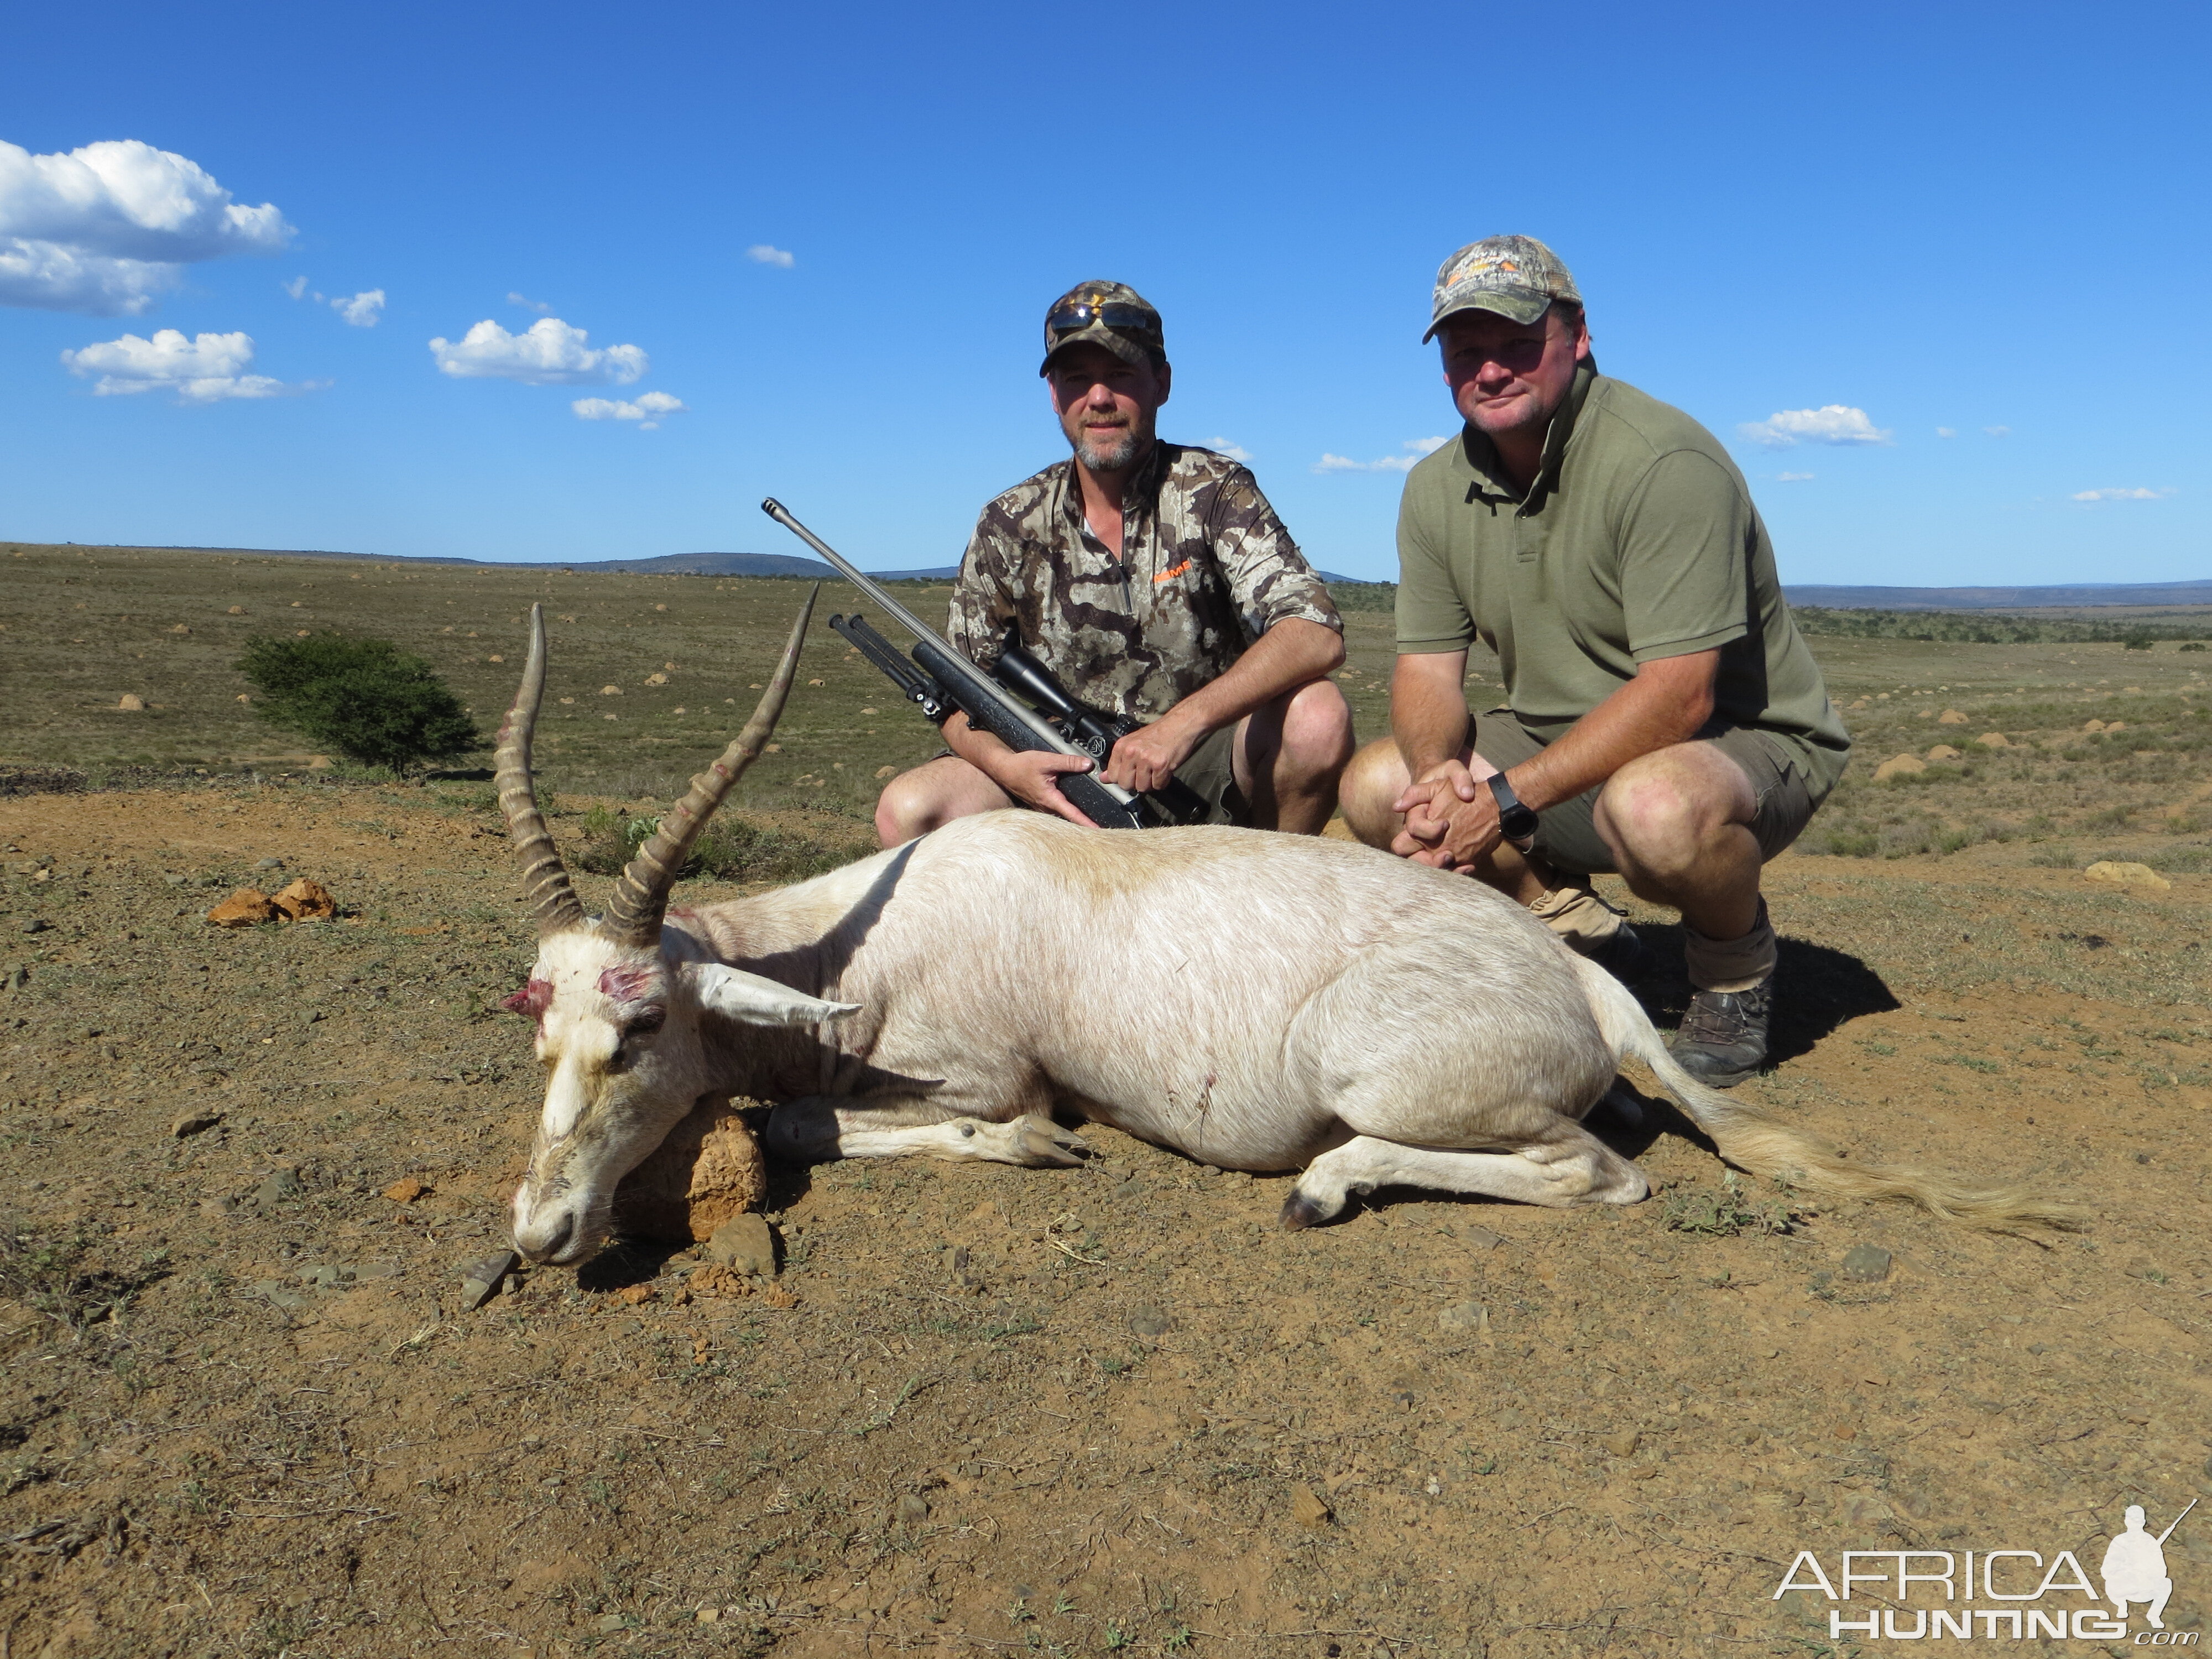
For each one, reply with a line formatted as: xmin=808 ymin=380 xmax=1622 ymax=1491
xmin=573 ymin=550 xmax=839 ymax=578
xmin=111 ymin=541 xmax=1374 ymax=587
xmin=1783 ymin=579 xmax=2212 ymax=611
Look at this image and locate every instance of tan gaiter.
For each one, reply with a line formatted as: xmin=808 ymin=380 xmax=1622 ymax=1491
xmin=1526 ymin=880 xmax=1626 ymax=953
xmin=1682 ymin=900 xmax=1777 ymax=994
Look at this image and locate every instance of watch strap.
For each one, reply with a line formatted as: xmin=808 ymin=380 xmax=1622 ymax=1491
xmin=1485 ymin=771 xmax=1539 ymax=851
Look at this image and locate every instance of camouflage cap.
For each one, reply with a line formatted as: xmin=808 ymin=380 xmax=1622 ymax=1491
xmin=1423 ymin=235 xmax=1581 ymax=341
xmin=1040 ymin=280 xmax=1166 ymax=375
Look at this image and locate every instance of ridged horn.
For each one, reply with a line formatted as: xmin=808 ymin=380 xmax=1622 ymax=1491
xmin=598 ymin=586 xmax=819 ymax=947
xmin=495 ymin=603 xmax=587 ymax=935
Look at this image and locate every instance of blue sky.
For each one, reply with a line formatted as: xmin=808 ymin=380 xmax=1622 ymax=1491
xmin=2 ymin=0 xmax=2205 ymax=586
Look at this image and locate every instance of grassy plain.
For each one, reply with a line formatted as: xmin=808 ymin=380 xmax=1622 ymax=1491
xmin=2 ymin=540 xmax=2209 ymax=1658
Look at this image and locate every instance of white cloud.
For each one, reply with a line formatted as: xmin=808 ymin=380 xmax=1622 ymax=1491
xmin=0 ymin=138 xmax=291 ymax=315
xmin=60 ymin=328 xmax=306 ymax=403
xmin=429 ymin=317 xmax=647 ymax=385
xmin=745 ymin=244 xmax=795 ymax=268
xmin=331 ymin=289 xmax=384 ymax=327
xmin=1736 ymin=405 xmax=1891 ymax=448
xmin=1936 ymin=426 xmax=1957 ymax=439
xmin=1203 ymin=436 xmax=1253 ymax=462
xmin=507 ymin=291 xmax=552 ymax=313
xmin=572 ymin=390 xmax=687 ymax=430
xmin=2071 ymin=487 xmax=2172 ymax=503
xmin=1984 ymin=425 xmax=2011 ymax=437
xmin=1776 ymin=471 xmax=1815 ymax=482
xmin=282 ymin=274 xmax=309 ymax=300
xmin=1313 ymin=437 xmax=1450 ymax=475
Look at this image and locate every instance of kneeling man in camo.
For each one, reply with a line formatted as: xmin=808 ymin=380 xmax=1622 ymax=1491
xmin=1343 ymin=236 xmax=1851 ymax=1086
xmin=876 ymin=281 xmax=1353 ymax=843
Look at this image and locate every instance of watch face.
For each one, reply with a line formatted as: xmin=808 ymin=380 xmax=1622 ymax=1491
xmin=1487 ymin=773 xmax=1537 ymax=836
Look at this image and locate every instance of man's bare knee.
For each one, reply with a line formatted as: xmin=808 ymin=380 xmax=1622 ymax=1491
xmin=875 ymin=758 xmax=1006 ymax=847
xmin=1277 ymin=680 xmax=1355 ymax=781
xmin=1340 ymin=737 xmax=1410 ymax=848
xmin=1594 ymin=748 xmax=1751 ymax=879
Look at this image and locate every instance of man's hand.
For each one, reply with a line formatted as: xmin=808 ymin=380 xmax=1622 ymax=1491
xmin=982 ymin=748 xmax=1100 ymax=828
xmin=1392 ymin=758 xmax=1502 ymax=871
xmin=1102 ymin=711 xmax=1204 ymax=795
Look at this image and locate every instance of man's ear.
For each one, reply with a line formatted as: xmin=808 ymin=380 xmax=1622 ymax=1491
xmin=685 ymin=962 xmax=860 ymax=1028
xmin=1153 ymin=358 xmax=1171 ymax=405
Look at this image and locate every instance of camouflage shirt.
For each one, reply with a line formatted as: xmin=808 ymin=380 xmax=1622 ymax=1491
xmin=946 ymin=443 xmax=1340 ymax=723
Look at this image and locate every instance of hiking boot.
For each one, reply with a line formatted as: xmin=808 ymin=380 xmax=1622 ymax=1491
xmin=1668 ymin=973 xmax=1773 ymax=1088
xmin=1578 ymin=921 xmax=1660 ymax=987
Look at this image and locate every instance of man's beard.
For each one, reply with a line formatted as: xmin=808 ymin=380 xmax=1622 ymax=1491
xmin=1071 ymin=421 xmax=1143 ymax=473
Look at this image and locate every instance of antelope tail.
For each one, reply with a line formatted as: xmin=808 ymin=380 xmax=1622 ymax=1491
xmin=1571 ymin=958 xmax=2089 ymax=1231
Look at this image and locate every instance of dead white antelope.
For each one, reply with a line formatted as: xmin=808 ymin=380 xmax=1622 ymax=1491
xmin=496 ymin=597 xmax=2080 ymax=1265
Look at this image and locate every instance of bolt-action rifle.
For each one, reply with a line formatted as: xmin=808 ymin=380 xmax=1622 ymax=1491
xmin=761 ymin=498 xmax=1209 ymax=831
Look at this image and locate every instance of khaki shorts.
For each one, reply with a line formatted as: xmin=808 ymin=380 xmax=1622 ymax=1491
xmin=1471 ymin=710 xmax=1820 ymax=876
xmin=932 ymin=720 xmax=1249 ymax=827
xmin=1173 ymin=721 xmax=1249 ymax=827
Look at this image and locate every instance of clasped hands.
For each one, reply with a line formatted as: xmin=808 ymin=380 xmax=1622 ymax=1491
xmin=1390 ymin=757 xmax=1509 ymax=872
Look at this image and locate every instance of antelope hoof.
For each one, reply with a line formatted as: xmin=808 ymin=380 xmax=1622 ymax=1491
xmin=1279 ymin=1187 xmax=1337 ymax=1230
xmin=1010 ymin=1113 xmax=1091 ymax=1168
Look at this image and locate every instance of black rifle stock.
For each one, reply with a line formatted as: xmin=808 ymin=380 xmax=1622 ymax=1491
xmin=761 ymin=498 xmax=1149 ymax=830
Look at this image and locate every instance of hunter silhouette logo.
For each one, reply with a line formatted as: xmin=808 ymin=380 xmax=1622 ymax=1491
xmin=2106 ymin=1500 xmax=2193 ymax=1631
xmin=1773 ymin=1499 xmax=2198 ymax=1642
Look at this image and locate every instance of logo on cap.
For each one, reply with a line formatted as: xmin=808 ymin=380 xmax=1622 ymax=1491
xmin=1425 ymin=235 xmax=1580 ymax=341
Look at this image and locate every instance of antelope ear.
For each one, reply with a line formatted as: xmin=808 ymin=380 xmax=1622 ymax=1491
xmin=687 ymin=962 xmax=860 ymax=1028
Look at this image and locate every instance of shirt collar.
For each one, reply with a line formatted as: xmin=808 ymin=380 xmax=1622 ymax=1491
xmin=1057 ymin=440 xmax=1168 ymax=544
xmin=1455 ymin=358 xmax=1598 ymax=507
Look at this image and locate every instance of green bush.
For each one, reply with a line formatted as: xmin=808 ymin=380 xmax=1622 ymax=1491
xmin=573 ymin=804 xmax=847 ymax=884
xmin=1659 ymin=1175 xmax=1797 ymax=1237
xmin=236 ymin=632 xmax=480 ymax=771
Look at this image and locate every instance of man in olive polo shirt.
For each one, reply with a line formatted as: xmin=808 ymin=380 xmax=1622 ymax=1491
xmin=1341 ymin=236 xmax=1850 ymax=1086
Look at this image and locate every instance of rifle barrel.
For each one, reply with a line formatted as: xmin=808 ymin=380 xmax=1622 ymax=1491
xmin=2156 ymin=1497 xmax=2197 ymax=1545
xmin=761 ymin=499 xmax=943 ymax=646
xmin=760 ymin=498 xmax=1136 ymax=805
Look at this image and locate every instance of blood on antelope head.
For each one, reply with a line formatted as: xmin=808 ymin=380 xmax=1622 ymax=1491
xmin=502 ymin=978 xmax=552 ymax=1020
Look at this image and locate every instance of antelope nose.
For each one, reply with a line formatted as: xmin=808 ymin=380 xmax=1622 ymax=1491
xmin=515 ymin=1212 xmax=573 ymax=1264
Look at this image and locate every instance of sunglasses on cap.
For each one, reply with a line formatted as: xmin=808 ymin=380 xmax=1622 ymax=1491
xmin=1045 ymin=300 xmax=1160 ymax=339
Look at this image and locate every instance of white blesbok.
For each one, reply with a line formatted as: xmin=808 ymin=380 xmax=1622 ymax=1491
xmin=496 ymin=597 xmax=2080 ymax=1265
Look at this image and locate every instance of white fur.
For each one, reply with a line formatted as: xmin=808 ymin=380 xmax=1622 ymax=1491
xmin=506 ymin=811 xmax=2073 ymax=1263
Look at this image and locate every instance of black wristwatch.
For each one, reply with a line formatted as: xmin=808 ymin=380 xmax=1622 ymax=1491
xmin=1486 ymin=773 xmax=1540 ymax=852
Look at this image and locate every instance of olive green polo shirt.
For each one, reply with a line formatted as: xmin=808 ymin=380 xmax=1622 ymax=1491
xmin=1395 ymin=364 xmax=1850 ymax=796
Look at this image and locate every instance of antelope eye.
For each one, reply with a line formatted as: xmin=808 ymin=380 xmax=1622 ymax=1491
xmin=627 ymin=1008 xmax=666 ymax=1038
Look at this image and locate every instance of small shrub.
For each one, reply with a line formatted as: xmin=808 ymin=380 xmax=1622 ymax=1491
xmin=574 ymin=805 xmax=847 ymax=883
xmin=0 ymin=1222 xmax=169 ymax=1332
xmin=2123 ymin=634 xmax=2153 ymax=651
xmin=1879 ymin=822 xmax=1935 ymax=858
xmin=237 ymin=632 xmax=479 ymax=771
xmin=1660 ymin=1175 xmax=1797 ymax=1238
xmin=1804 ymin=826 xmax=1879 ymax=858
xmin=2181 ymin=641 xmax=2206 ymax=653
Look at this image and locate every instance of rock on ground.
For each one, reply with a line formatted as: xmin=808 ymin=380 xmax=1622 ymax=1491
xmin=207 ymin=888 xmax=279 ymax=927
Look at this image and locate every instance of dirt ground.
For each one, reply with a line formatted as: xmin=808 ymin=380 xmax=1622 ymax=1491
xmin=3 ymin=772 xmax=2209 ymax=1659
xmin=3 ymin=542 xmax=2211 ymax=1657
